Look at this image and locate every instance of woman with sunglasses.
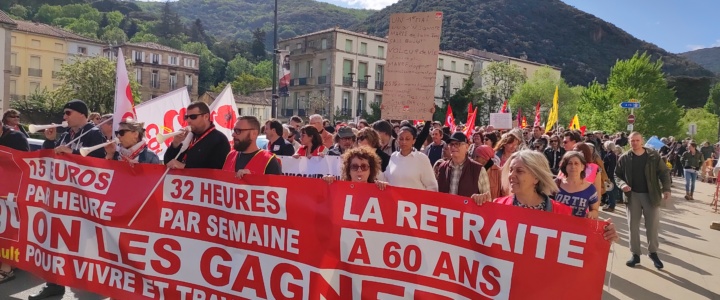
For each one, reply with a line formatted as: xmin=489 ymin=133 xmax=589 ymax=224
xmin=105 ymin=119 xmax=160 ymax=164
xmin=1 ymin=109 xmax=29 ymax=138
xmin=544 ymin=135 xmax=565 ymax=175
xmin=88 ymin=112 xmax=102 ymax=125
xmin=555 ymin=151 xmax=600 ymax=219
xmin=323 ymin=146 xmax=388 ymax=190
xmin=293 ymin=125 xmax=327 ymax=158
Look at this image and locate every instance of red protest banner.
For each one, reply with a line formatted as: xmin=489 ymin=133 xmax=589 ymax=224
xmin=0 ymin=147 xmax=610 ymax=299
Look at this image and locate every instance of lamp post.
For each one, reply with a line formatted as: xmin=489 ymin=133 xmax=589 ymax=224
xmin=271 ymin=0 xmax=279 ymax=118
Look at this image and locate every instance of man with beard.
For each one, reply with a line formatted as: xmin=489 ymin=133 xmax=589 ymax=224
xmin=165 ymin=102 xmax=230 ymax=169
xmin=223 ymin=116 xmax=282 ymax=177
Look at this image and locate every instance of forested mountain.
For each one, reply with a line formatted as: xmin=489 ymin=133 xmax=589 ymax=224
xmin=680 ymin=47 xmax=720 ymax=74
xmin=352 ymin=0 xmax=714 ymax=86
xmin=135 ymin=0 xmax=373 ymax=43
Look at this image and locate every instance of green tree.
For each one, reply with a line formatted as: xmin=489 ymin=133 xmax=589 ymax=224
xmin=100 ymin=27 xmax=128 ymax=44
xmin=677 ymin=108 xmax=719 ymax=143
xmin=250 ymin=28 xmax=268 ymax=61
xmin=8 ymin=4 xmax=29 ymax=19
xmin=105 ymin=11 xmax=123 ymax=28
xmin=65 ymin=19 xmax=100 ymax=39
xmin=606 ymin=52 xmax=681 ymax=137
xmin=183 ymin=42 xmax=226 ymax=95
xmin=10 ymin=88 xmax=65 ymax=125
xmin=577 ymin=81 xmax=624 ymax=132
xmin=129 ymin=32 xmax=159 ymax=43
xmin=225 ymin=55 xmax=255 ymax=82
xmin=480 ymin=62 xmax=526 ymax=121
xmin=704 ymin=82 xmax=720 ymax=141
xmin=61 ymin=4 xmax=100 ymax=20
xmin=433 ymin=76 xmax=481 ymax=124
xmin=362 ymin=100 xmax=382 ymax=123
xmin=251 ymin=60 xmax=273 ymax=82
xmin=229 ymin=74 xmax=270 ymax=95
xmin=54 ymin=56 xmax=141 ymax=114
xmin=35 ymin=5 xmax=63 ymax=24
xmin=509 ymin=67 xmax=579 ymax=128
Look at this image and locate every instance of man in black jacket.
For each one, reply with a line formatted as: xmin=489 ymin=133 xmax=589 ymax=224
xmin=164 ymin=102 xmax=230 ymax=169
xmin=41 ymin=99 xmax=106 ymax=158
xmin=264 ymin=119 xmax=294 ymax=156
xmin=32 ymin=99 xmax=105 ymax=299
xmin=0 ymin=124 xmax=29 ymax=151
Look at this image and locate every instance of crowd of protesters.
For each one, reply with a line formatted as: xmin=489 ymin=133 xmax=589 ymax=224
xmin=13 ymin=99 xmax=720 ymax=296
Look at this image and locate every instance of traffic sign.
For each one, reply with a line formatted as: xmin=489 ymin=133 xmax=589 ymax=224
xmin=620 ymin=102 xmax=641 ymax=109
xmin=628 ymin=114 xmax=635 ymax=124
xmin=689 ymin=123 xmax=697 ymax=136
xmin=627 ymin=124 xmax=633 ymax=131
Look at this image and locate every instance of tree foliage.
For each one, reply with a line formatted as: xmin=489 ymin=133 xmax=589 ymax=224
xmin=53 ymin=56 xmax=141 ymax=114
xmin=677 ymin=109 xmax=718 ymax=144
xmin=433 ymin=76 xmax=481 ymax=124
xmin=227 ymin=74 xmax=271 ymax=96
xmin=10 ymin=88 xmax=65 ymax=125
xmin=510 ymin=67 xmax=579 ymax=127
xmin=479 ymin=62 xmax=525 ymax=121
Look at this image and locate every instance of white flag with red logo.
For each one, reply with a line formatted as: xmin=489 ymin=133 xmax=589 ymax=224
xmin=113 ymin=49 xmax=136 ymax=131
xmin=135 ymin=87 xmax=192 ymax=158
xmin=209 ymin=84 xmax=239 ymax=142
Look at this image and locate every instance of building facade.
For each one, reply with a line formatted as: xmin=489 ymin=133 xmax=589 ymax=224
xmin=457 ymin=48 xmax=562 ymax=88
xmin=277 ymin=28 xmax=474 ymax=120
xmin=104 ymin=42 xmax=200 ymax=102
xmin=198 ymin=92 xmax=271 ymax=124
xmin=8 ymin=19 xmax=104 ymax=104
xmin=0 ymin=11 xmax=17 ymax=115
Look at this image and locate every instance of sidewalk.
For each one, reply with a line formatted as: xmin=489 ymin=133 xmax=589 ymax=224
xmin=3 ymin=178 xmax=719 ymax=299
xmin=602 ymin=177 xmax=720 ymax=300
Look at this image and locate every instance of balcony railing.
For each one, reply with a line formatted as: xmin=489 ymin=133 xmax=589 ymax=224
xmin=290 ymin=79 xmax=295 ymax=86
xmin=52 ymin=71 xmax=61 ymax=79
xmin=10 ymin=66 xmax=20 ymax=76
xmin=298 ymin=78 xmax=307 ymax=86
xmin=317 ymin=76 xmax=327 ymax=85
xmin=339 ymin=108 xmax=351 ymax=116
xmin=358 ymin=79 xmax=368 ymax=89
xmin=375 ymin=81 xmax=384 ymax=90
xmin=356 ymin=109 xmax=365 ymax=117
xmin=297 ymin=109 xmax=306 ymax=116
xmin=28 ymin=68 xmax=42 ymax=77
xmin=283 ymin=109 xmax=294 ymax=117
xmin=342 ymin=77 xmax=353 ymax=87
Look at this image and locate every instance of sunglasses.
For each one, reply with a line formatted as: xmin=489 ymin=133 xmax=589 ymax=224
xmin=115 ymin=129 xmax=131 ymax=136
xmin=184 ymin=113 xmax=207 ymax=120
xmin=233 ymin=128 xmax=254 ymax=135
xmin=357 ymin=136 xmax=367 ymax=141
xmin=64 ymin=110 xmax=73 ymax=116
xmin=350 ymin=164 xmax=370 ymax=171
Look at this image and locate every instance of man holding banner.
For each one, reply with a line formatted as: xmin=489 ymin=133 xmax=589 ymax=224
xmin=223 ymin=116 xmax=282 ymax=177
xmin=33 ymin=99 xmax=106 ymax=299
xmin=165 ymin=102 xmax=230 ymax=169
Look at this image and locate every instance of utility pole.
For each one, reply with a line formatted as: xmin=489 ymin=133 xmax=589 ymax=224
xmin=271 ymin=0 xmax=279 ymax=118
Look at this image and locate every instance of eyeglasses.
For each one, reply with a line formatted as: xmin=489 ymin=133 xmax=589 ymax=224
xmin=448 ymin=142 xmax=466 ymax=148
xmin=115 ymin=129 xmax=131 ymax=136
xmin=350 ymin=164 xmax=370 ymax=171
xmin=184 ymin=113 xmax=207 ymax=120
xmin=64 ymin=110 xmax=73 ymax=116
xmin=232 ymin=128 xmax=254 ymax=135
xmin=357 ymin=136 xmax=367 ymax=141
xmin=8 ymin=115 xmax=19 ymax=119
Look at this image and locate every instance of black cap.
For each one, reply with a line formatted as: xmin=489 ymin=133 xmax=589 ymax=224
xmin=63 ymin=99 xmax=89 ymax=117
xmin=448 ymin=132 xmax=469 ymax=143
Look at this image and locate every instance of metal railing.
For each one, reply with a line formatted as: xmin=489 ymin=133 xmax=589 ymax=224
xmin=375 ymin=81 xmax=384 ymax=90
xmin=358 ymin=80 xmax=368 ymax=89
xmin=298 ymin=78 xmax=307 ymax=86
xmin=317 ymin=76 xmax=327 ymax=84
xmin=28 ymin=68 xmax=42 ymax=77
xmin=10 ymin=66 xmax=20 ymax=76
xmin=342 ymin=77 xmax=353 ymax=87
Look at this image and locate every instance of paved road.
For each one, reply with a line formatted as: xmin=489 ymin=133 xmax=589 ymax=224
xmin=2 ymin=178 xmax=719 ymax=300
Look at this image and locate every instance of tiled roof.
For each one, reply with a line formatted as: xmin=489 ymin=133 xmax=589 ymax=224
xmin=204 ymin=92 xmax=270 ymax=106
xmin=14 ymin=20 xmax=102 ymax=44
xmin=125 ymin=42 xmax=197 ymax=57
xmin=0 ymin=10 xmax=17 ymax=26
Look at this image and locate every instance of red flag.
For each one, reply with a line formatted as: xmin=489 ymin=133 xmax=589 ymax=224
xmin=463 ymin=107 xmax=478 ymax=138
xmin=522 ymin=116 xmax=528 ymax=128
xmin=516 ymin=107 xmax=523 ymax=127
xmin=466 ymin=103 xmax=473 ymax=124
xmin=533 ymin=102 xmax=541 ymax=127
xmin=413 ymin=120 xmax=424 ymax=126
xmin=500 ymin=100 xmax=508 ymax=113
xmin=445 ymin=106 xmax=456 ymax=132
xmin=580 ymin=126 xmax=587 ymax=136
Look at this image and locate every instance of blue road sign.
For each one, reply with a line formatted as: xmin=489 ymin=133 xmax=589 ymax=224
xmin=620 ymin=102 xmax=640 ymax=109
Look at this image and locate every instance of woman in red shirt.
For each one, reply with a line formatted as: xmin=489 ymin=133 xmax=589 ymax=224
xmin=293 ymin=125 xmax=327 ymax=158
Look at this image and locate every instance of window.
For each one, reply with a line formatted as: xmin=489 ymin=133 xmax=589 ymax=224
xmin=306 ymin=61 xmax=312 ymax=77
xmin=133 ymin=51 xmax=143 ymax=62
xmin=357 ymin=93 xmax=366 ymax=116
xmin=29 ymin=56 xmax=41 ymax=77
xmin=321 ymin=38 xmax=328 ymax=50
xmin=451 ymin=61 xmax=456 ymax=71
xmin=296 ymin=43 xmax=302 ymax=49
xmin=374 ymin=94 xmax=382 ymax=104
xmin=31 ymin=39 xmax=40 ymax=47
xmin=152 ymin=53 xmax=161 ymax=64
xmin=342 ymin=91 xmax=351 ymax=113
xmin=9 ymin=80 xmax=16 ymax=95
xmin=343 ymin=60 xmax=353 ymax=77
xmin=10 ymin=53 xmax=16 ymax=66
xmin=151 ymin=70 xmax=159 ymax=88
xmin=77 ymin=47 xmax=87 ymax=55
xmin=438 ymin=58 xmax=444 ymax=69
xmin=376 ymin=65 xmax=384 ymax=81
xmin=377 ymin=46 xmax=385 ymax=58
xmin=53 ymin=59 xmax=63 ymax=79
xmin=169 ymin=56 xmax=178 ymax=65
xmin=170 ymin=73 xmax=177 ymax=90
xmin=319 ymin=59 xmax=328 ymax=76
xmin=292 ymin=62 xmax=300 ymax=79
xmin=185 ymin=74 xmax=193 ymax=87
xmin=345 ymin=39 xmax=353 ymax=52
xmin=360 ymin=42 xmax=367 ymax=55
xmin=29 ymin=82 xmax=40 ymax=93
xmin=55 ymin=43 xmax=63 ymax=51
xmin=183 ymin=58 xmax=195 ymax=68
xmin=464 ymin=63 xmax=470 ymax=73
xmin=285 ymin=45 xmax=290 ymax=51
xmin=135 ymin=68 xmax=142 ymax=83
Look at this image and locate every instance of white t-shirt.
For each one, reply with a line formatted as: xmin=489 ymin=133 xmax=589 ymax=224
xmin=384 ymin=150 xmax=438 ymax=191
